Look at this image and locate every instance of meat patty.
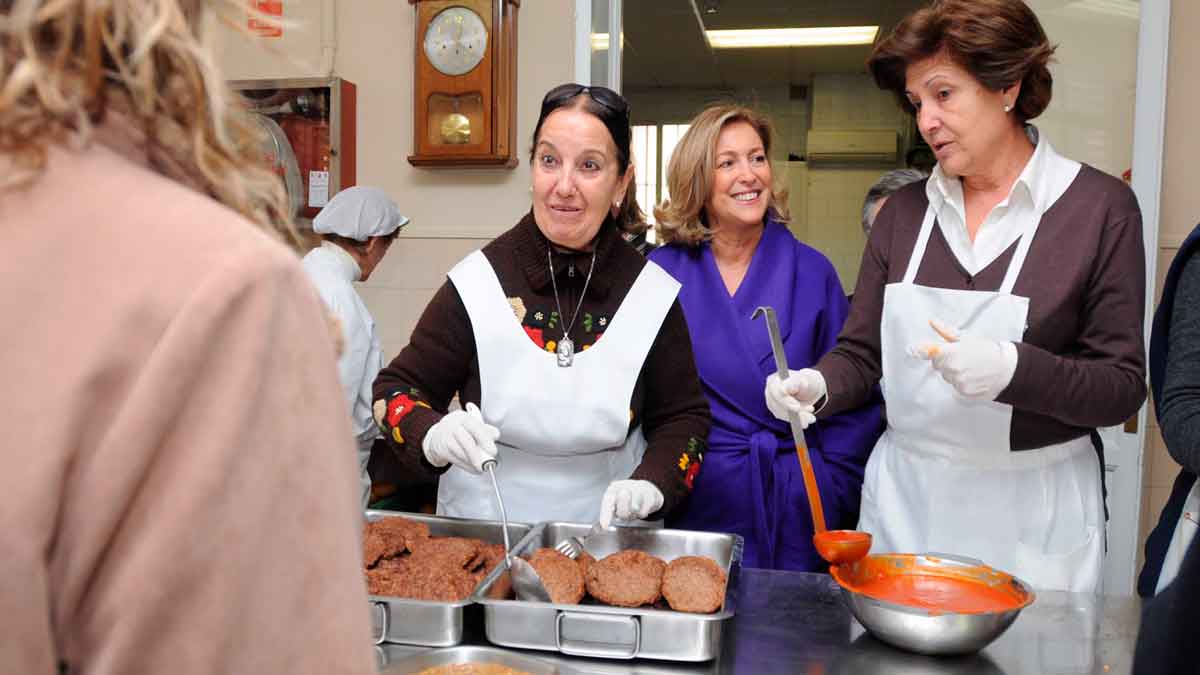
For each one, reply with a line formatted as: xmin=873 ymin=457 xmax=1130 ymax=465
xmin=527 ymin=548 xmax=585 ymax=604
xmin=408 ymin=536 xmax=483 ymax=569
xmin=585 ymin=549 xmax=665 ymax=607
xmin=366 ymin=557 xmax=479 ymax=601
xmin=469 ymin=543 xmax=513 ymax=599
xmin=661 ymin=556 xmax=727 ymax=613
xmin=575 ymin=550 xmax=595 ymax=579
xmin=363 ymin=516 xmax=430 ymax=567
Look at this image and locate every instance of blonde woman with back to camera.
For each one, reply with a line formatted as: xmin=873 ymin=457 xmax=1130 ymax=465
xmin=648 ymin=104 xmax=883 ymax=571
xmin=764 ymin=0 xmax=1146 ymax=595
xmin=0 ymin=2 xmax=376 ymax=673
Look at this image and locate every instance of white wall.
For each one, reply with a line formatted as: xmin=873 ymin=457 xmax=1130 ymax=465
xmin=209 ymin=0 xmax=576 ymax=356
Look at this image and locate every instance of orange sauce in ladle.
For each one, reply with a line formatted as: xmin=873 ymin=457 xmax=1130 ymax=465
xmin=795 ymin=439 xmax=872 ymax=565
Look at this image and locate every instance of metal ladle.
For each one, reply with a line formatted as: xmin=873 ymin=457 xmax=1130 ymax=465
xmin=752 ymin=306 xmax=872 ymax=566
xmin=482 ymin=459 xmax=552 ymax=602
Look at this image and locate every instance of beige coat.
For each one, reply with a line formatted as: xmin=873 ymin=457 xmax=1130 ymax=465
xmin=0 ymin=135 xmax=376 ymax=674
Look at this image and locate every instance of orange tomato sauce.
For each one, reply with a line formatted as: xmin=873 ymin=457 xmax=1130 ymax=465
xmin=852 ymin=574 xmax=1024 ymax=614
xmin=832 ymin=554 xmax=1030 ymax=615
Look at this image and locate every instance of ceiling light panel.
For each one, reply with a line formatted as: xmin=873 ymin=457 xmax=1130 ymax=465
xmin=706 ymin=26 xmax=879 ymax=49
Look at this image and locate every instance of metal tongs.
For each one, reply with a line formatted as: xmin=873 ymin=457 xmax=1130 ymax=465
xmin=482 ymin=459 xmax=552 ymax=602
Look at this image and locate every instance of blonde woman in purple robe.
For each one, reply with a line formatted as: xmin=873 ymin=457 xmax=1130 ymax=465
xmin=649 ymin=104 xmax=883 ymax=571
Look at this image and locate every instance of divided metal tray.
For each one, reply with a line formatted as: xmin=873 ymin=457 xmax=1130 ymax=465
xmin=472 ymin=522 xmax=743 ymax=662
xmin=366 ymin=510 xmax=532 ymax=647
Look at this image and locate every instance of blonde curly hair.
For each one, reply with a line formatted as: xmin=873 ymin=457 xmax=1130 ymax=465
xmin=654 ymin=103 xmax=789 ymax=247
xmin=0 ymin=0 xmax=299 ymax=248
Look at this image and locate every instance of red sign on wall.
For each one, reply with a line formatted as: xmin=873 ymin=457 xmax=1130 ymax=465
xmin=248 ymin=0 xmax=283 ymax=38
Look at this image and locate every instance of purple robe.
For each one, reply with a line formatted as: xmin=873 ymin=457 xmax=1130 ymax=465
xmin=649 ymin=220 xmax=882 ymax=571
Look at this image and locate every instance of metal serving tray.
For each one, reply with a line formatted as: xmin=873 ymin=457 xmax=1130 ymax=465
xmin=472 ymin=522 xmax=743 ymax=662
xmin=366 ymin=510 xmax=532 ymax=647
xmin=379 ymin=645 xmax=572 ymax=674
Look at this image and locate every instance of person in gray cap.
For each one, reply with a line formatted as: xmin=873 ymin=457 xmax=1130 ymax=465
xmin=303 ymin=186 xmax=408 ymax=506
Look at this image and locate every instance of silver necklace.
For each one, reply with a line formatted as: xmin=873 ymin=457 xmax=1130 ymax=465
xmin=547 ymin=246 xmax=597 ymax=367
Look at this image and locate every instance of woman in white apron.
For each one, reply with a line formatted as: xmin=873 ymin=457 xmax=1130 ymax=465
xmin=370 ymin=84 xmax=711 ymax=527
xmin=766 ymin=1 xmax=1146 ymax=595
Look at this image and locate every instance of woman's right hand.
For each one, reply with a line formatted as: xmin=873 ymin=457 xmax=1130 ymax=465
xmin=764 ymin=369 xmax=826 ymax=426
xmin=421 ymin=402 xmax=500 ymax=474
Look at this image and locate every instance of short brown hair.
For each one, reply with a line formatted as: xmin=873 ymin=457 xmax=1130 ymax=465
xmin=867 ymin=0 xmax=1056 ymax=123
xmin=654 ymin=104 xmax=789 ymax=247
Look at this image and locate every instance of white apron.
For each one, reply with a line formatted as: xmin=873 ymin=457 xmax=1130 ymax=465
xmin=858 ymin=195 xmax=1105 ymax=595
xmin=1156 ymin=481 xmax=1199 ymax=593
xmin=438 ymin=250 xmax=680 ymax=524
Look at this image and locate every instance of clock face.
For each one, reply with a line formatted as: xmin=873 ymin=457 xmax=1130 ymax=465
xmin=423 ymin=6 xmax=488 ymax=77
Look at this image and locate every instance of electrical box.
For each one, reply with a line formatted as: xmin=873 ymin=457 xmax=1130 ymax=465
xmin=230 ymin=77 xmax=357 ymax=224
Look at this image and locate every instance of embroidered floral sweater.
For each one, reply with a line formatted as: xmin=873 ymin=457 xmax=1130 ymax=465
xmin=373 ymin=212 xmax=711 ymax=518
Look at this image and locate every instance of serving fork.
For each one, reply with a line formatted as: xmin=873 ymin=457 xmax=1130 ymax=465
xmin=554 ymin=520 xmax=603 ymax=560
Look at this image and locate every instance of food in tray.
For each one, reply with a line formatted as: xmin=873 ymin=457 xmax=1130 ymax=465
xmin=363 ymin=517 xmax=511 ymax=601
xmin=585 ymin=549 xmax=667 ymax=608
xmin=661 ymin=555 xmax=728 ymax=614
xmin=526 ymin=548 xmax=586 ymax=604
xmin=416 ymin=664 xmax=530 ymax=675
xmin=575 ymin=550 xmax=595 ymax=578
xmin=363 ymin=515 xmax=430 ymax=567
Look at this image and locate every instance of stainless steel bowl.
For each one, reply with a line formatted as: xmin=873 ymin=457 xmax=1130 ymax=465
xmin=831 ymin=553 xmax=1035 ymax=656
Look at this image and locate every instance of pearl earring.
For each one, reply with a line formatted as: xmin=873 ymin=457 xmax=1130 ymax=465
xmin=1003 ymin=103 xmax=1013 ymax=113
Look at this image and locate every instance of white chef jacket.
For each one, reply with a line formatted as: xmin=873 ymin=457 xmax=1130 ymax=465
xmin=302 ymin=241 xmax=382 ymax=506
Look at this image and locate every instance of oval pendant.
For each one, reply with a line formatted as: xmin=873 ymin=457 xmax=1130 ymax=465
xmin=556 ymin=336 xmax=574 ymax=367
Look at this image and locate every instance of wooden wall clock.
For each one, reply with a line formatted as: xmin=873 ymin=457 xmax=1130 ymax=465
xmin=408 ymin=0 xmax=520 ymax=168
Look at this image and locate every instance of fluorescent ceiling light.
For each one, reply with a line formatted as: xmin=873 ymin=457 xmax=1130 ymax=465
xmin=706 ymin=26 xmax=879 ymax=48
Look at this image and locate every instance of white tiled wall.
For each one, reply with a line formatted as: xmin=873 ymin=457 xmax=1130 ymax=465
xmin=804 ymin=168 xmax=881 ymax=294
xmin=810 ymin=73 xmax=907 ymax=131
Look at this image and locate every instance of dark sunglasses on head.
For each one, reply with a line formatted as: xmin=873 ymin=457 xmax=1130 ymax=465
xmin=543 ymin=83 xmax=629 ymax=116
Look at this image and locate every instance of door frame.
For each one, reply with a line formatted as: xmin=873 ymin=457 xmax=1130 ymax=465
xmin=1109 ymin=0 xmax=1170 ymax=596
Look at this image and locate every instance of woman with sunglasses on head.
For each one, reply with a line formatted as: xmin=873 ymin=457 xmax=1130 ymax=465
xmin=373 ymin=84 xmax=711 ymax=527
xmin=648 ymin=104 xmax=883 ymax=571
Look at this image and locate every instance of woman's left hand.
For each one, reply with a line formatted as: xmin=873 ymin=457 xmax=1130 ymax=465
xmin=911 ymin=319 xmax=1018 ymax=400
xmin=599 ymin=480 xmax=665 ymax=528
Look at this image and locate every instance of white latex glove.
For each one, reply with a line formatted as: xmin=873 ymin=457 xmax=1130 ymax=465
xmin=599 ymin=480 xmax=665 ymax=529
xmin=911 ymin=319 xmax=1019 ymax=400
xmin=764 ymin=368 xmax=825 ymax=427
xmin=421 ymin=402 xmax=500 ymax=474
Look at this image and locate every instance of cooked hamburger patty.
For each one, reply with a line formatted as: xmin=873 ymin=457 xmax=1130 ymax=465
xmin=362 ymin=519 xmax=515 ymax=602
xmin=527 ymin=548 xmax=585 ymax=604
xmin=575 ymin=550 xmax=595 ymax=579
xmin=363 ymin=516 xmax=431 ymax=567
xmin=469 ymin=543 xmax=512 ymax=599
xmin=661 ymin=556 xmax=727 ymax=613
xmin=585 ymin=550 xmax=666 ymax=607
xmin=408 ymin=536 xmax=483 ymax=569
xmin=367 ymin=557 xmax=478 ymax=601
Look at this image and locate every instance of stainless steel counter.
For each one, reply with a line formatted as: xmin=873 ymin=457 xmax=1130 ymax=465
xmin=376 ymin=568 xmax=1143 ymax=674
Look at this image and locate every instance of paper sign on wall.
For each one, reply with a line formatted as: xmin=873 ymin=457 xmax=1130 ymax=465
xmin=248 ymin=0 xmax=283 ymax=38
xmin=308 ymin=170 xmax=329 ymax=208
